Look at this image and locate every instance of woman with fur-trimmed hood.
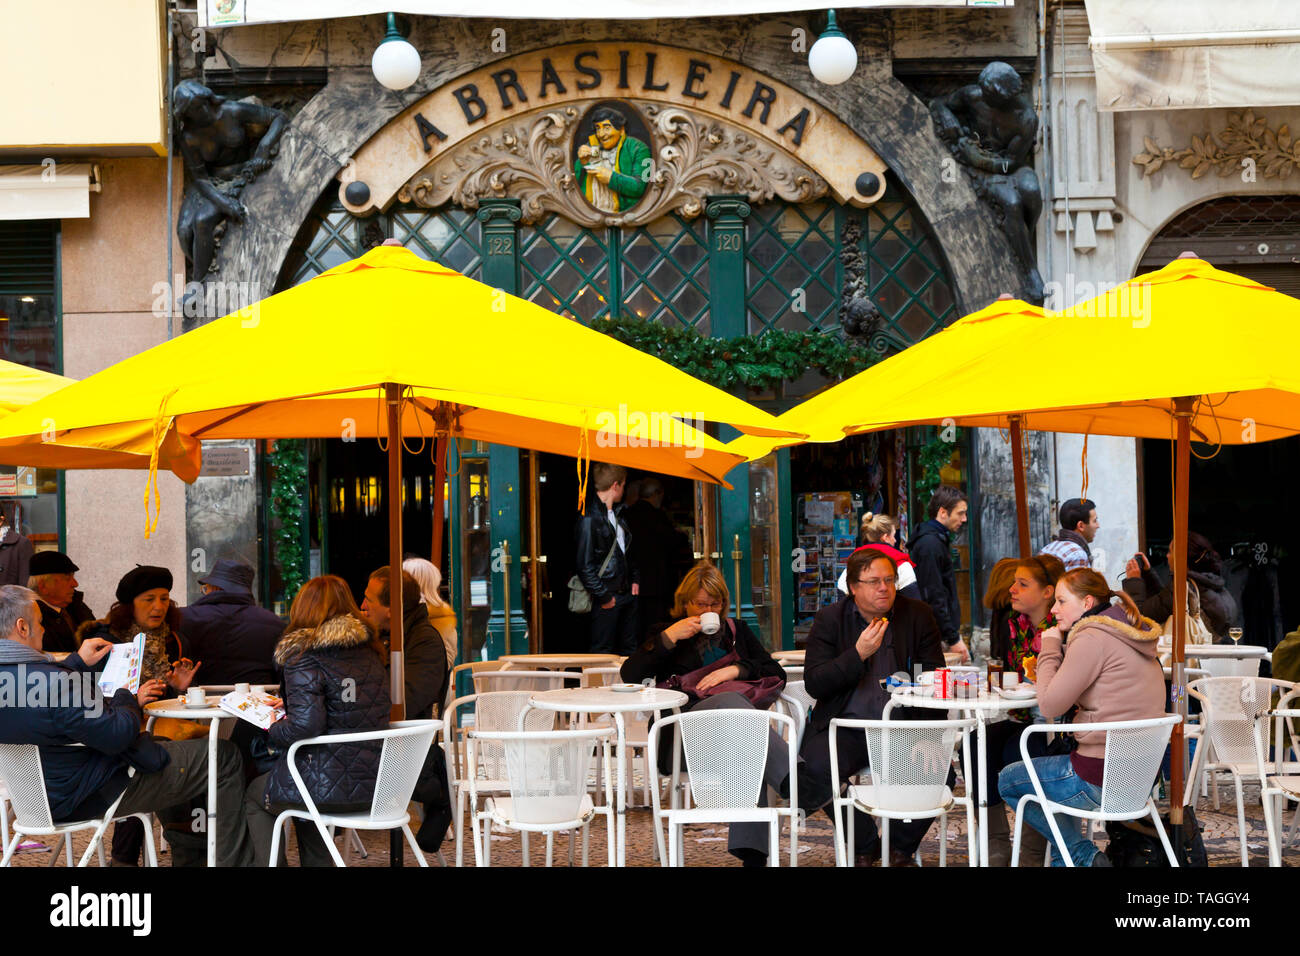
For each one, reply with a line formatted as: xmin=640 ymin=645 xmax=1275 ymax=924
xmin=243 ymin=575 xmax=391 ymax=866
xmin=998 ymin=568 xmax=1166 ymax=867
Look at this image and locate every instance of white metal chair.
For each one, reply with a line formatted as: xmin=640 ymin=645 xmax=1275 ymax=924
xmin=267 ymin=719 xmax=442 ymax=867
xmin=781 ymin=666 xmax=804 ymax=683
xmin=444 ymin=691 xmax=556 ymax=866
xmin=774 ymin=680 xmax=815 ymax=750
xmin=0 ymin=744 xmax=158 ymax=867
xmin=1254 ymin=689 xmax=1300 ymax=866
xmin=829 ymin=716 xmax=976 ymax=868
xmin=467 ymin=727 xmax=615 ymax=867
xmin=647 ymin=708 xmax=798 ymax=867
xmin=473 ymin=670 xmax=582 ymax=695
xmin=1199 ymin=657 xmax=1262 ymax=679
xmin=1010 ymin=715 xmax=1180 ymax=867
xmin=1187 ymin=676 xmax=1296 ymax=865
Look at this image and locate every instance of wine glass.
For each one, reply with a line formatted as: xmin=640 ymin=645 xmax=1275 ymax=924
xmin=1228 ymin=627 xmax=1244 ymax=645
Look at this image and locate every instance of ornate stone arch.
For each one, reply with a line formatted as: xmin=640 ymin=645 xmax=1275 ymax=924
xmin=208 ymin=16 xmax=1022 ymax=320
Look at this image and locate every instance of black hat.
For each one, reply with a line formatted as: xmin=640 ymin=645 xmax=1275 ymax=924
xmin=115 ymin=565 xmax=173 ymax=605
xmin=197 ymin=559 xmax=255 ymax=595
xmin=30 ymin=551 xmax=79 ymax=576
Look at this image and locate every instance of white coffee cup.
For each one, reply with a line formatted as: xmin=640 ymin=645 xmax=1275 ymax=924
xmin=235 ymin=682 xmax=251 ymax=695
xmin=1002 ymin=672 xmax=1020 ymax=690
xmin=252 ymin=685 xmax=266 ymax=696
xmin=699 ymin=611 xmax=721 ymax=635
xmin=185 ymin=687 xmax=206 ymax=706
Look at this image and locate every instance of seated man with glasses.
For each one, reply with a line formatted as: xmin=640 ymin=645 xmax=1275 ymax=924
xmin=796 ymin=546 xmax=947 ymax=867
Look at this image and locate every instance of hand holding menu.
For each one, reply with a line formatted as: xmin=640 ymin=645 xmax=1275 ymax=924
xmin=97 ymin=633 xmax=145 ymax=697
xmin=219 ymin=690 xmax=285 ymax=730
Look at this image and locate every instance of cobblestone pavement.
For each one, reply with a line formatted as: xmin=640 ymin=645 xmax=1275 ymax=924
xmin=6 ymin=779 xmax=1295 ymax=867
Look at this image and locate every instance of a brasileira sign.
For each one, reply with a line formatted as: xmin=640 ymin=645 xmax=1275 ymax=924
xmin=340 ymin=42 xmax=887 ymax=216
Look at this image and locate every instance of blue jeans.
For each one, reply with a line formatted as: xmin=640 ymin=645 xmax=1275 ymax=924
xmin=998 ymin=755 xmax=1103 ymax=867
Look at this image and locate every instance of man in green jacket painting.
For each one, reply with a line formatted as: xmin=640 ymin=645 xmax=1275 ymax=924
xmin=575 ymin=107 xmax=651 ymax=213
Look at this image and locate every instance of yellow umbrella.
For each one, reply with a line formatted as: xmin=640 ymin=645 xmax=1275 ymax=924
xmin=0 ymin=243 xmax=799 ymax=721
xmin=732 ymin=254 xmax=1300 ymax=859
xmin=0 ymin=358 xmax=201 ymax=477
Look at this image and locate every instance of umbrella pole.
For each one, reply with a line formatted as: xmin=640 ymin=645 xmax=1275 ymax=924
xmin=431 ymin=434 xmax=447 ymax=571
xmin=1009 ymin=416 xmax=1031 ymax=557
xmin=386 ymin=383 xmax=406 ymax=866
xmin=1169 ymin=396 xmax=1194 ymax=865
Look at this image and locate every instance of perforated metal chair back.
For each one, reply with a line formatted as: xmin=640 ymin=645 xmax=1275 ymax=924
xmin=495 ymin=730 xmax=605 ymax=824
xmin=677 ymin=709 xmax=770 ymax=810
xmin=777 ymin=680 xmax=815 ymax=744
xmin=0 ymin=744 xmax=54 ymax=830
xmin=1201 ymin=657 xmax=1262 ymax=679
xmin=368 ymin=721 xmax=441 ymax=822
xmin=471 ymin=691 xmax=556 ymax=779
xmin=474 ymin=671 xmax=580 ymax=695
xmin=862 ymin=721 xmax=962 ymax=813
xmin=1099 ymin=718 xmax=1177 ymax=815
xmin=1194 ymin=677 xmax=1286 ymax=768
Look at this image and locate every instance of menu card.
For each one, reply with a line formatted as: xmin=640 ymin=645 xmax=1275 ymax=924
xmin=97 ymin=634 xmax=144 ymax=697
xmin=218 ymin=690 xmax=285 ymax=729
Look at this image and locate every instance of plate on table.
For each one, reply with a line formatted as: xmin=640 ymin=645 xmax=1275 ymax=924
xmin=610 ymin=683 xmax=644 ymax=693
xmin=995 ymin=685 xmax=1037 ymax=701
xmin=179 ymin=697 xmax=210 ymax=709
xmin=893 ymin=685 xmax=932 ymax=697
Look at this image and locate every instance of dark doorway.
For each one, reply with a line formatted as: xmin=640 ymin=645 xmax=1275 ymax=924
xmin=529 ymin=452 xmax=695 ymax=654
xmin=315 ymin=438 xmax=446 ymax=604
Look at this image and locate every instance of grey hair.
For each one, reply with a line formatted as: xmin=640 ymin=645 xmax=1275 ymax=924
xmin=0 ymin=585 xmax=39 ymax=638
xmin=27 ymin=573 xmax=57 ymax=594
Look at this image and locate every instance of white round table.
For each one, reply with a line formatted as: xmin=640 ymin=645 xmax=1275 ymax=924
xmin=883 ymin=686 xmax=1039 ymax=867
xmin=526 ymin=686 xmax=687 ymax=867
xmin=144 ymin=696 xmax=234 ymax=867
xmin=1158 ymin=643 xmax=1267 ymax=659
xmin=499 ymin=653 xmax=623 ymax=671
xmin=772 ymin=650 xmax=805 ymax=665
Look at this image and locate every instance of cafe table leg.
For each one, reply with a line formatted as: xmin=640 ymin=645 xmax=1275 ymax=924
xmin=976 ymin=712 xmax=989 ymax=867
xmin=207 ymin=716 xmax=222 ymax=867
xmin=614 ymin=712 xmax=627 ymax=867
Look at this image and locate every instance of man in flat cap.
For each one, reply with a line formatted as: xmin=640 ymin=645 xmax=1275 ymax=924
xmin=28 ymin=551 xmax=95 ymax=655
xmin=179 ymin=559 xmax=283 ymax=687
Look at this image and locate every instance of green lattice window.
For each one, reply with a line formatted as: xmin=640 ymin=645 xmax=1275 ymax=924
xmin=620 ymin=215 xmax=710 ymax=332
xmin=746 ymin=202 xmax=840 ymax=334
xmin=864 ymin=192 xmax=956 ymax=346
xmin=287 ymin=208 xmax=365 ymax=286
xmin=391 ymin=208 xmax=483 ymax=279
xmin=519 ymin=215 xmax=612 ymax=322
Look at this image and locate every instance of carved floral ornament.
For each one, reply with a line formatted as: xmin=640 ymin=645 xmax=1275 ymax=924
xmin=1133 ymin=110 xmax=1300 ymax=180
xmin=395 ymin=101 xmax=831 ymax=227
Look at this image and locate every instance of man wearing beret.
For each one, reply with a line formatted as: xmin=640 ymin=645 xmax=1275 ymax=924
xmin=28 ymin=551 xmax=95 ymax=655
xmin=180 ymin=559 xmax=283 ymax=687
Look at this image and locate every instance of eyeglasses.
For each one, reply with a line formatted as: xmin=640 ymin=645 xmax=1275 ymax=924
xmin=855 ymin=576 xmax=897 ymax=589
xmin=689 ymin=599 xmax=724 ymax=611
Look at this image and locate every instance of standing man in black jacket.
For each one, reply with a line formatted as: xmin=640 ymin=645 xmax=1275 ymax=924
xmin=180 ymin=560 xmax=284 ymax=686
xmin=575 ymin=462 xmax=640 ymax=654
xmin=910 ymin=485 xmax=971 ymax=663
xmin=797 ymin=547 xmax=947 ymax=866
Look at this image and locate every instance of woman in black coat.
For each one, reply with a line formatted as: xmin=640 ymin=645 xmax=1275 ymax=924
xmin=1123 ymin=531 xmax=1240 ymax=640
xmin=243 ymin=575 xmax=391 ymax=866
xmin=620 ymin=561 xmax=786 ymax=867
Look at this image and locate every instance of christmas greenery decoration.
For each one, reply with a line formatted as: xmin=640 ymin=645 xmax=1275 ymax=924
xmin=913 ymin=426 xmax=963 ymax=507
xmin=591 ymin=316 xmax=879 ymax=390
xmin=266 ymin=438 xmax=308 ymax=600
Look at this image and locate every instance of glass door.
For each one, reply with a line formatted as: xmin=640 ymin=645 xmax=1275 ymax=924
xmin=748 ymin=455 xmax=782 ymax=650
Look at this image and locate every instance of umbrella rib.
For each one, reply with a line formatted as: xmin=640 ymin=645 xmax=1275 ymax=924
xmin=188 ymin=384 xmax=397 ymax=437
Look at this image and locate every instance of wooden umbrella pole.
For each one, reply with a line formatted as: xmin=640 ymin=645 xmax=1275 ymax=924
xmin=385 ymin=383 xmax=407 ymax=867
xmin=1009 ymin=416 xmax=1031 ymax=557
xmin=430 ymin=434 xmax=447 ymax=570
xmin=1169 ymin=396 xmax=1194 ymax=862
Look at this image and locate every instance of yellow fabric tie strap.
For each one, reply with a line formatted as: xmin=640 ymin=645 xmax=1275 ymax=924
xmin=1080 ymin=431 xmax=1090 ymax=502
xmin=145 ymin=389 xmax=179 ymax=539
xmin=576 ymin=414 xmax=591 ymax=514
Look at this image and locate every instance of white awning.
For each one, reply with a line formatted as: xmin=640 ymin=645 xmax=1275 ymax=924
xmin=1085 ymin=0 xmax=1300 ymax=111
xmin=201 ymin=0 xmax=1011 ymax=26
xmin=0 ymin=164 xmax=100 ymax=221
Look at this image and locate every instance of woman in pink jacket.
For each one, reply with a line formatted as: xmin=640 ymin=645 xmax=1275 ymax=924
xmin=997 ymin=568 xmax=1165 ymax=866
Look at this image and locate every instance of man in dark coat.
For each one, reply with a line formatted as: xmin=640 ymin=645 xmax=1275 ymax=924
xmin=362 ymin=567 xmax=451 ymax=853
xmin=0 ymin=508 xmax=33 ymax=588
xmin=179 ymin=559 xmax=283 ymax=686
xmin=0 ymin=584 xmax=254 ymax=866
xmin=575 ymin=462 xmax=639 ymax=654
xmin=27 ymin=551 xmax=95 ymax=655
xmin=797 ymin=547 xmax=947 ymax=867
xmin=910 ymin=484 xmax=970 ymax=661
xmin=623 ymin=476 xmax=691 ymax=645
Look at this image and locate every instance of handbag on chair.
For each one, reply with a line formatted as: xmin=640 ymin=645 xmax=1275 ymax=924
xmin=656 ymin=619 xmax=785 ymax=710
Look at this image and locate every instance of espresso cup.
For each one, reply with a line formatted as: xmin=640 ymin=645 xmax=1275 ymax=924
xmin=235 ymin=682 xmax=251 ymax=695
xmin=699 ymin=611 xmax=721 ymax=635
xmin=185 ymin=687 xmax=206 ymax=706
xmin=252 ymin=685 xmax=266 ymax=696
xmin=1002 ymin=673 xmax=1020 ymax=690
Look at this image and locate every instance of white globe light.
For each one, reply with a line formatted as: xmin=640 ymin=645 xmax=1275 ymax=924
xmin=372 ymin=36 xmax=421 ymax=91
xmin=808 ymin=33 xmax=857 ymax=85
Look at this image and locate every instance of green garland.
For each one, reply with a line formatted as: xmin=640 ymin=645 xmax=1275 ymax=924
xmin=266 ymin=439 xmax=308 ymax=601
xmin=591 ymin=316 xmax=879 ymax=390
xmin=914 ymin=426 xmax=962 ymax=507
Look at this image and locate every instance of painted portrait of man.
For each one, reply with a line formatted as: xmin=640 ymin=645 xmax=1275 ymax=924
xmin=573 ymin=105 xmax=652 ymax=213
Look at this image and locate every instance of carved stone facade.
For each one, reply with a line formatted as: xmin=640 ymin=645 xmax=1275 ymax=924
xmin=394 ymin=101 xmax=829 ymax=228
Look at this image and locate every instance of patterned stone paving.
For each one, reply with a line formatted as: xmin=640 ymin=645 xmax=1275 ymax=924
xmin=6 ymin=777 xmax=1295 ymax=867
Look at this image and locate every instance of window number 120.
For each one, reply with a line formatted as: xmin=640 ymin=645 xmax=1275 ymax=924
xmin=717 ymin=234 xmax=741 ymax=251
